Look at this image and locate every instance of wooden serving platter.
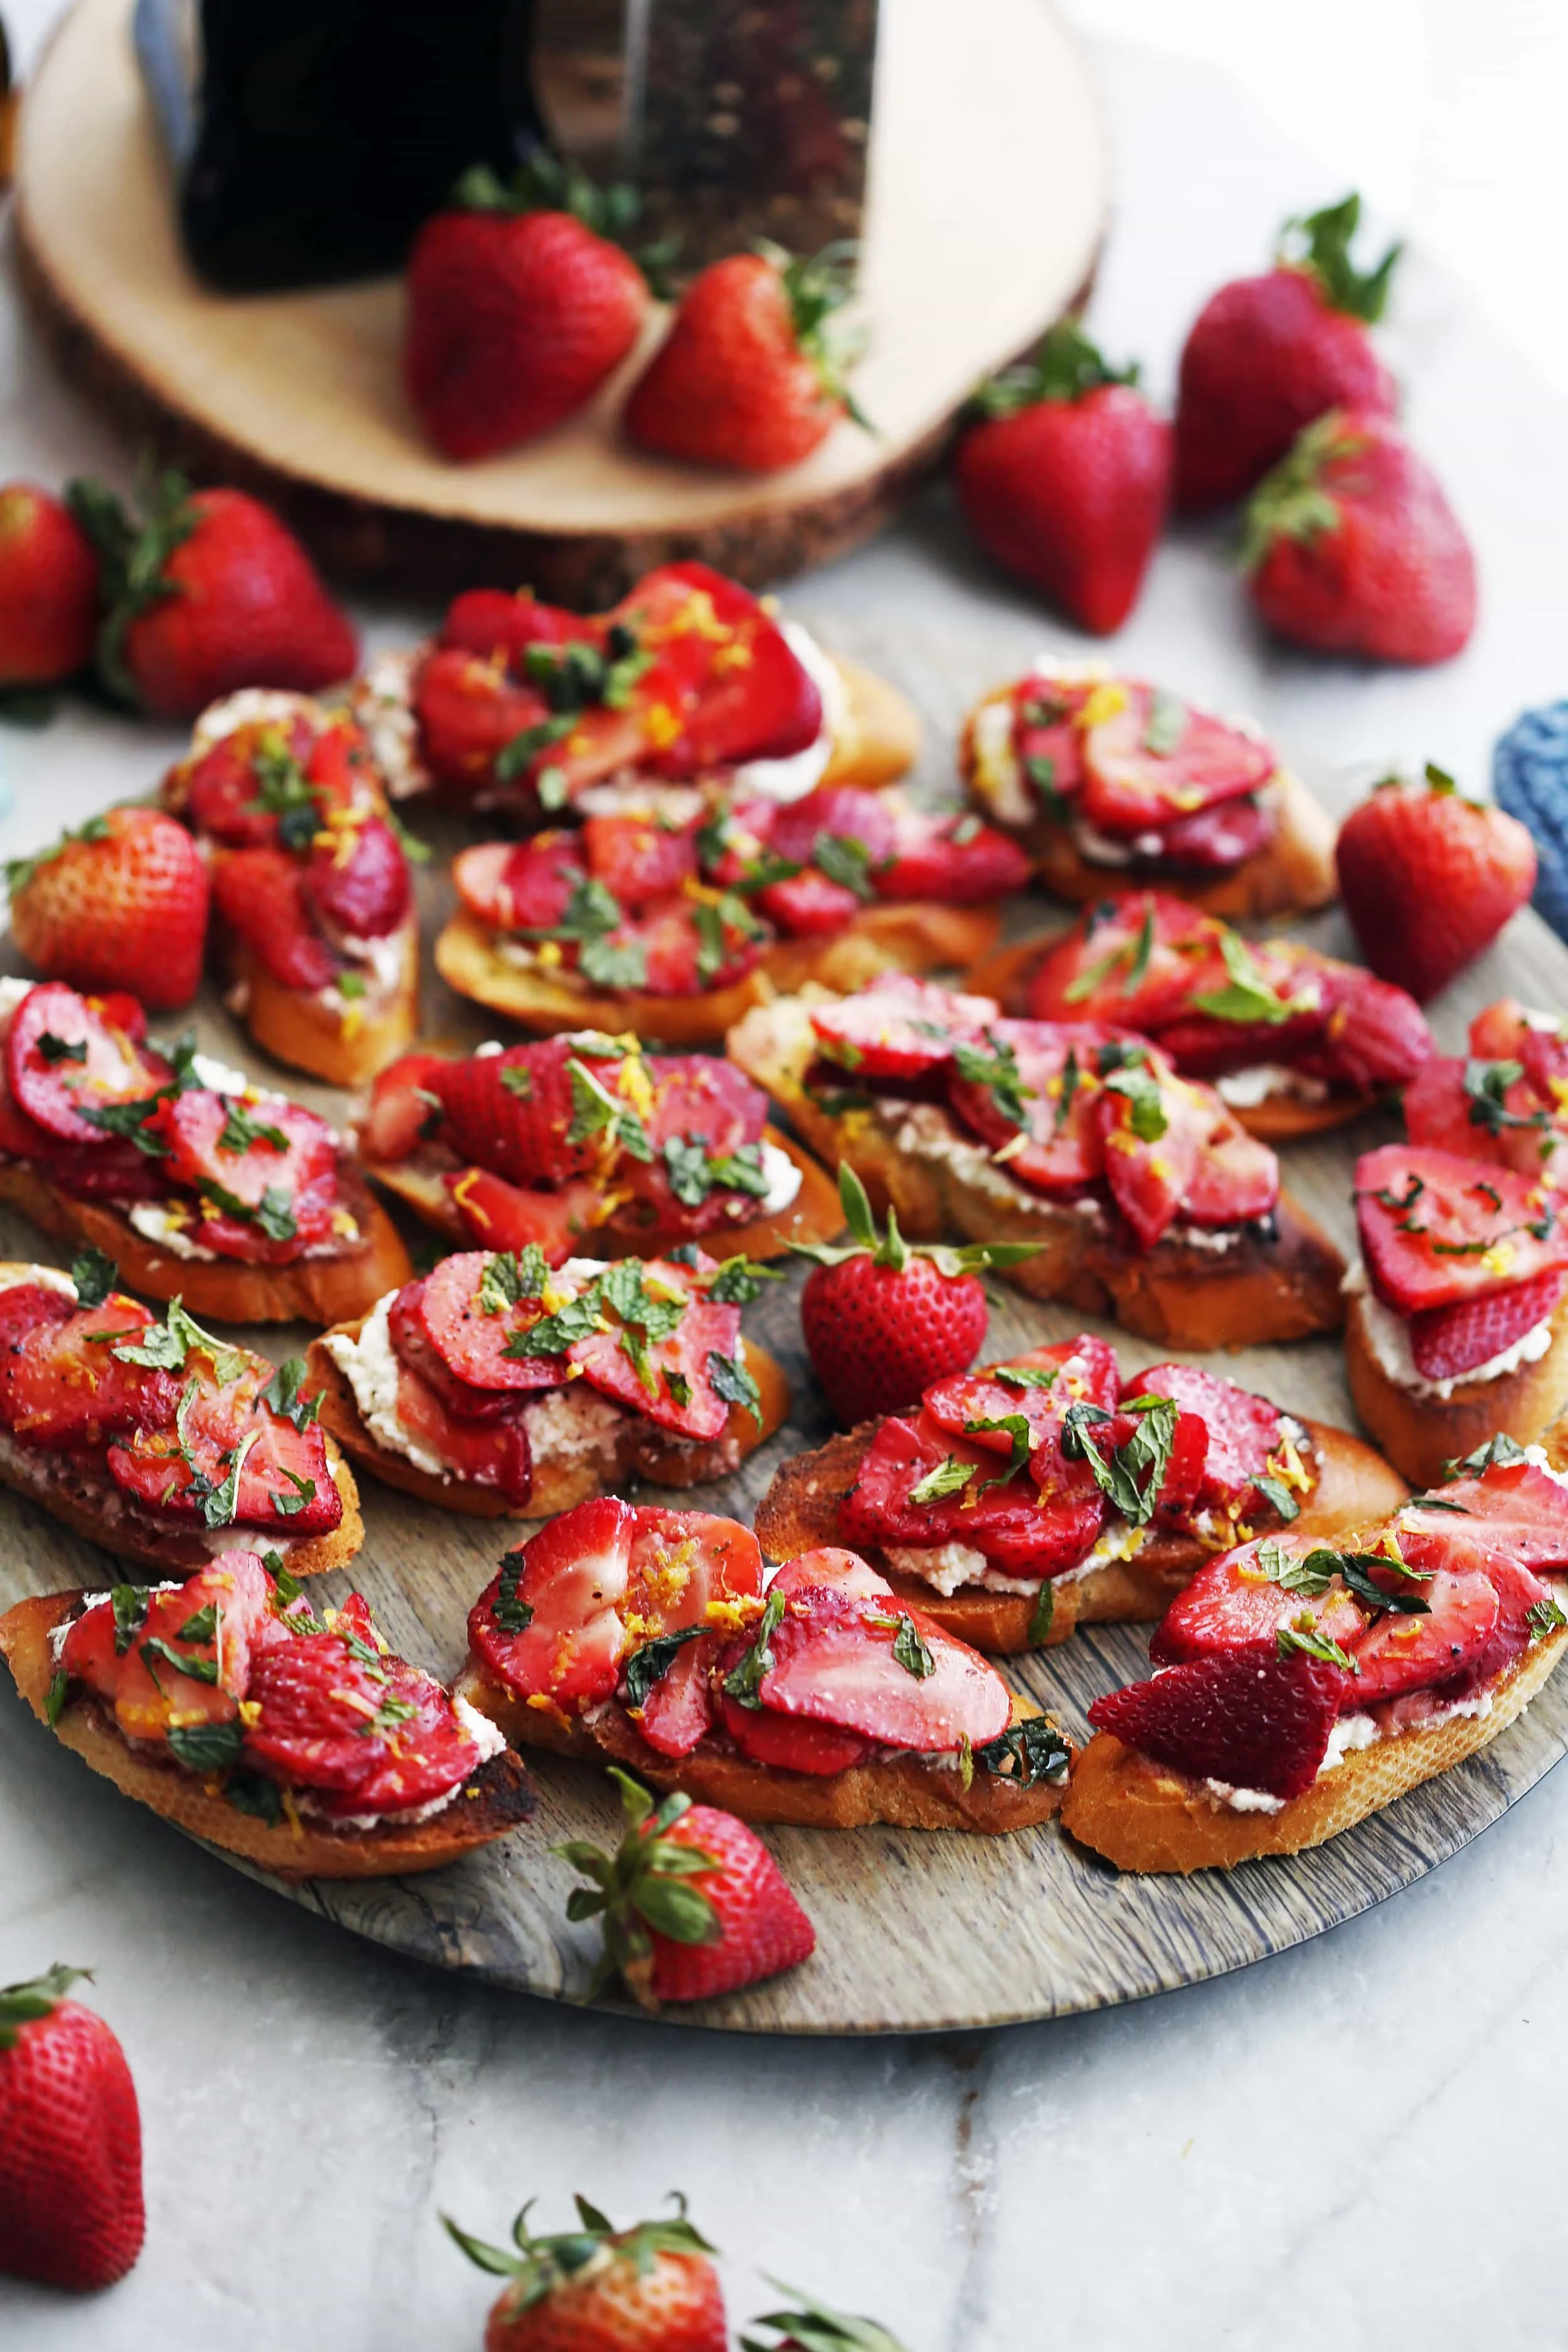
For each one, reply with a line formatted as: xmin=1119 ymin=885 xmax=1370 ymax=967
xmin=3 ymin=610 xmax=1567 ymax=2037
xmin=13 ymin=0 xmax=1108 ymax=602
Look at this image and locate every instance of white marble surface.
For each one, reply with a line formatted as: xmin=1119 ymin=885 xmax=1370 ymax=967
xmin=4 ymin=16 xmax=1568 ymax=2350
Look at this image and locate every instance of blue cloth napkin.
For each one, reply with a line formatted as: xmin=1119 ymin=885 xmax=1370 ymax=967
xmin=1493 ymin=699 xmax=1568 ymax=943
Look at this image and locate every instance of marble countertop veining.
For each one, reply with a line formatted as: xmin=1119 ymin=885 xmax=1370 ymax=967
xmin=4 ymin=19 xmax=1568 ymax=2351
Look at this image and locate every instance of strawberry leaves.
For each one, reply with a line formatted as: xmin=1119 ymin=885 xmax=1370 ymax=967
xmin=1278 ymin=191 xmax=1401 ymax=324
xmin=0 ymin=1963 xmax=92 ymax=2050
xmin=65 ymin=462 xmax=199 ymax=708
xmin=553 ymin=1768 xmax=722 ymax=2004
xmin=743 ymin=2282 xmax=909 ymax=2352
xmin=793 ymin=1162 xmax=1038 ymax=1276
xmin=972 ymin=316 xmax=1140 ymax=419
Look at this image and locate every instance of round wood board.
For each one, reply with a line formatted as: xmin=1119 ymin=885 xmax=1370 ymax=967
xmin=4 ymin=611 xmax=1568 ymax=2036
xmin=13 ymin=0 xmax=1108 ymax=603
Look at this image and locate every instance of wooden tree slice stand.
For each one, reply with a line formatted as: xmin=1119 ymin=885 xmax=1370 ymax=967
xmin=13 ymin=0 xmax=1109 ymax=602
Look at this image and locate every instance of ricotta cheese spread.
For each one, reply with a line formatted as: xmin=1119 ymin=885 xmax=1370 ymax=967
xmin=732 ymin=621 xmax=845 ymax=803
xmin=128 ymin=1204 xmax=221 ymax=1261
xmin=1344 ymin=1258 xmax=1555 ymax=1397
xmin=967 ymin=696 xmax=1030 ymax=827
xmin=322 ymin=1293 xmax=448 ymax=1478
xmin=190 ymin=689 xmax=324 ymax=759
xmin=349 ymin=649 xmax=432 ymax=800
xmin=754 ymin=1139 xmax=803 ymax=1217
xmin=521 ymin=1382 xmax=628 ymax=1471
xmin=1216 ymin=1064 xmax=1332 ymax=1111
xmin=0 ymin=974 xmax=34 ymax=1017
xmin=0 ymin=1263 xmax=77 ymax=1298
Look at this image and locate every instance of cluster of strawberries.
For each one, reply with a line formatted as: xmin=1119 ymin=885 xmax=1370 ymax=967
xmin=956 ymin=193 xmax=1475 ymax=667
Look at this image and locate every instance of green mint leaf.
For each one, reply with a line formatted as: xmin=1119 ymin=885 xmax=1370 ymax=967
xmin=36 ymin=1032 xmax=87 ymax=1064
xmin=500 ymin=1064 xmax=534 ymax=1101
xmin=1528 ymin=1596 xmax=1567 ymax=1642
xmin=45 ymin=1668 xmax=68 ymax=1724
xmin=707 ymin=1348 xmax=762 ymax=1427
xmin=908 ymin=1454 xmax=973 ymax=1505
xmin=1026 ymin=1581 xmax=1055 ymax=1646
xmin=260 ymin=1357 xmax=322 ymax=1432
xmin=721 ymin=1591 xmax=785 ymax=1709
xmin=140 ymin=1634 xmax=220 ymax=1685
xmin=1276 ymin=1622 xmax=1357 ymax=1671
xmin=1142 ymin=688 xmax=1188 ymax=756
xmin=889 ymin=1613 xmax=935 ymax=1680
xmin=493 ymin=1549 xmax=536 ymax=1636
xmin=973 ymin=1717 xmax=1071 ymax=1788
xmin=166 ymin=1719 xmax=245 ymax=1772
xmin=812 ymin=831 xmax=877 ymax=901
xmin=216 ymin=1099 xmax=290 ymax=1157
xmin=622 ymin=1625 xmax=706 ymax=1709
xmin=1253 ymin=1475 xmax=1301 ymax=1523
xmin=70 ymin=1248 xmax=118 ymax=1308
xmin=1190 ymin=929 xmax=1296 ymax=1027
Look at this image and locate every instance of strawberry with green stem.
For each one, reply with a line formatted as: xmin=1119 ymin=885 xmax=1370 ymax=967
xmin=0 ymin=1963 xmax=144 ymax=2292
xmin=445 ymin=2191 xmax=728 ymax=2352
xmin=795 ymin=1163 xmax=1038 ymax=1426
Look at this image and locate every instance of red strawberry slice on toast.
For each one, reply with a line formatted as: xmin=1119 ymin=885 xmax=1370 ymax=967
xmin=1088 ymin=1643 xmax=1347 ymax=1799
xmin=1026 ymin=893 xmax=1230 ymax=1030
xmin=452 ymin=835 xmax=588 ymax=934
xmin=211 ymin=847 xmax=341 ymax=992
xmin=569 ymin=1268 xmax=743 ymax=1442
xmin=148 ymin=1089 xmax=337 ymax=1220
xmin=428 ymin=1039 xmax=595 ymax=1186
xmin=875 ymin=811 xmax=1032 ymax=904
xmin=839 ymin=1408 xmax=1106 ymax=1577
xmin=1146 ymin=792 xmax=1276 ymax=871
xmin=718 ymin=1694 xmax=874 ymax=1775
xmin=755 ymin=868 xmax=863 ymax=936
xmin=1131 ymin=1362 xmax=1290 ymax=1519
xmin=382 ymin=1365 xmax=533 ymax=1506
xmin=440 ymin=1165 xmax=601 ymax=1261
xmin=583 ymin=812 xmax=700 ymax=912
xmin=107 ymin=1361 xmax=341 ymax=1534
xmin=766 ymin=786 xmax=899 ymax=872
xmin=1346 ymin=1564 xmax=1500 ymax=1705
xmin=63 ymin=1554 xmax=273 ymax=1745
xmin=1406 ymin=1266 xmax=1567 ymax=1380
xmin=1403 ymin=1053 xmax=1552 ymax=1180
xmin=6 ymin=982 xmax=167 ymax=1145
xmin=1355 ymin=1144 xmax=1568 ymax=1316
xmin=0 ymin=1294 xmax=182 ymax=1448
xmin=924 ymin=1335 xmax=1122 ymax=1458
xmin=1096 ymin=1056 xmax=1278 ymax=1246
xmin=406 ymin=1252 xmax=571 ymax=1395
xmin=469 ymin=1495 xmax=635 ymax=1711
xmin=948 ymin=1019 xmax=1121 ymax=1194
xmin=304 ymin=814 xmax=411 ymax=940
xmin=1148 ymin=1537 xmax=1367 ymax=1667
xmin=1399 ymin=1459 xmax=1568 ymax=1571
xmin=808 ymin=975 xmax=994 ymax=1082
xmin=1079 ymin=686 xmax=1274 ymax=837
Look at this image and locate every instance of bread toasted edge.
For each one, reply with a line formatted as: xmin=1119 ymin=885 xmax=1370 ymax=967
xmin=0 ymin=1590 xmax=535 ymax=1880
xmin=752 ymin=1416 xmax=1409 ymax=1653
xmin=361 ymin=1123 xmax=844 ymax=1266
xmin=724 ymin=1005 xmax=1346 ymax=1348
xmin=1059 ymin=1620 xmax=1568 ymax=1873
xmin=1345 ymin=1290 xmax=1568 ymax=1488
xmin=822 ymin=655 xmax=923 ymax=789
xmin=455 ymin=1660 xmax=1064 ymax=1833
xmin=962 ymin=938 xmax=1385 ymax=1143
xmin=227 ymin=923 xmax=421 ymax=1088
xmin=0 ymin=1160 xmax=414 ymax=1327
xmin=432 ymin=900 xmax=1002 ymax=1046
xmin=303 ymin=1321 xmax=791 ymax=1520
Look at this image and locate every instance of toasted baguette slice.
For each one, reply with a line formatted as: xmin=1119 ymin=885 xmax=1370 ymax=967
xmin=0 ymin=1160 xmax=413 ymax=1327
xmin=305 ymin=1325 xmax=791 ymax=1519
xmin=223 ymin=921 xmax=420 ymax=1088
xmin=753 ymin=1417 xmax=1409 ymax=1652
xmin=821 ymin=656 xmax=923 ymax=789
xmin=456 ymin=1659 xmax=1064 ymax=1832
xmin=363 ymin=1121 xmax=843 ymax=1266
xmin=1345 ymin=1288 xmax=1568 ymax=1488
xmin=1060 ymin=1623 xmax=1568 ymax=1872
xmin=433 ymin=901 xmax=1002 ymax=1046
xmin=727 ymin=1005 xmax=1345 ymax=1348
xmin=964 ymin=939 xmax=1377 ymax=1142
xmin=0 ymin=1592 xmax=533 ymax=1881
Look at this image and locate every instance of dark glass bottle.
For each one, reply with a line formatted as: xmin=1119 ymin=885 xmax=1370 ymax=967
xmin=177 ymin=0 xmax=543 ymax=293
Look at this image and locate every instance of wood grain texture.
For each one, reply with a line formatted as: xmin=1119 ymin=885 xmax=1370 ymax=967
xmin=13 ymin=0 xmax=1108 ymax=600
xmin=3 ymin=612 xmax=1568 ymax=2036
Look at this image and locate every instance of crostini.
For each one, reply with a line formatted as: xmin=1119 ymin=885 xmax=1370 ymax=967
xmin=0 ymin=1259 xmax=359 ymax=1574
xmin=756 ymin=1333 xmax=1406 ymax=1652
xmin=356 ymin=1030 xmax=841 ymax=1266
xmin=1343 ymin=1142 xmax=1568 ymax=1486
xmin=960 ymin=659 xmax=1336 ymax=918
xmin=971 ymin=891 xmax=1432 ymax=1140
xmin=1 ymin=1554 xmax=530 ymax=1880
xmin=434 ymin=782 xmax=1028 ymax=1046
xmin=306 ymin=1245 xmax=790 ymax=1518
xmin=727 ymin=973 xmax=1346 ymax=1346
xmin=456 ymin=1500 xmax=1070 ymax=1832
xmin=163 ymin=690 xmax=421 ymax=1087
xmin=1061 ymin=1448 xmax=1568 ymax=1871
xmin=0 ymin=978 xmax=410 ymax=1324
xmin=349 ymin=563 xmax=919 ymax=815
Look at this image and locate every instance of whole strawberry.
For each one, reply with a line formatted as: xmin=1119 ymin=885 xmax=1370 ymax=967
xmin=0 ymin=484 xmax=100 ymax=686
xmin=1175 ymin=192 xmax=1401 ymax=511
xmin=1241 ymin=409 xmax=1476 ymax=665
xmin=447 ymin=2191 xmax=727 ymax=2352
xmin=8 ymin=804 xmax=209 ymax=1007
xmin=796 ymin=1165 xmax=1036 ymax=1426
xmin=405 ymin=157 xmax=650 ymax=462
xmin=1336 ymin=763 xmax=1536 ymax=1000
xmin=625 ymin=244 xmax=866 ymax=474
xmin=955 ymin=320 xmax=1169 ymax=633
xmin=66 ymin=468 xmax=358 ymax=718
xmin=0 ymin=1964 xmax=144 ymax=2292
xmin=558 ymin=1767 xmax=815 ymax=2008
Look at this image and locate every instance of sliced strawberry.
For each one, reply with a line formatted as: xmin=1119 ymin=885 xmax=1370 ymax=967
xmin=718 ymin=1691 xmax=874 ymax=1774
xmin=1401 ymin=1460 xmax=1568 ymax=1572
xmin=766 ymin=786 xmax=899 ymax=871
xmin=1403 ymin=1054 xmax=1551 ymax=1179
xmin=1079 ymin=686 xmax=1274 ymax=838
xmin=644 ymin=1056 xmax=766 ymax=1156
xmin=755 ymin=867 xmax=862 ymax=936
xmin=637 ymin=1634 xmax=721 ymax=1757
xmin=376 ymin=1362 xmax=532 ymax=1505
xmin=440 ymin=586 xmax=591 ymax=664
xmin=414 ymin=645 xmax=556 ymax=794
xmin=947 ymin=1019 xmax=1120 ymax=1194
xmin=1096 ymin=1057 xmax=1278 ymax=1246
xmin=360 ymin=1050 xmax=455 ymax=1163
xmin=1298 ymin=965 xmax=1433 ymax=1096
xmin=1144 ymin=793 xmax=1276 ymax=872
xmin=442 ymin=1166 xmax=600 ymax=1263
xmin=1026 ymin=893 xmax=1229 ymax=1029
xmin=874 ymin=810 xmax=1032 ymax=904
xmin=838 ymin=1409 xmax=1106 ymax=1577
xmin=452 ymin=835 xmax=588 ymax=934
xmin=1089 ymin=1642 xmax=1346 ymax=1798
xmin=0 ymin=1078 xmax=55 ymax=1158
xmin=617 ymin=563 xmax=823 ymax=770
xmin=467 ymin=1495 xmax=635 ymax=1710
xmin=808 ymin=975 xmax=995 ymax=1082
xmin=62 ymin=1553 xmax=272 ymax=1747
xmin=0 ymin=1295 xmax=181 ymax=1448
xmin=429 ymin=1039 xmax=595 ymax=1185
xmin=304 ymin=814 xmax=411 ymax=940
xmin=571 ymin=1271 xmax=742 ymax=1443
xmin=0 ymin=1278 xmax=74 ymax=1353
xmin=1013 ymin=674 xmax=1094 ymax=805
xmin=1347 ymin=1566 xmax=1500 ymax=1705
xmin=6 ymin=981 xmax=169 ymax=1145
xmin=147 ymin=1088 xmax=337 ymax=1222
xmin=1148 ymin=1537 xmax=1367 ymax=1666
xmin=107 ymin=1357 xmax=342 ymax=1534
xmin=1355 ymin=1144 xmax=1568 ymax=1316
xmin=243 ymin=1601 xmax=482 ymax=1811
xmin=583 ymin=812 xmax=699 ymax=912
xmin=771 ymin=1548 xmax=902 ymax=1603
xmin=211 ymin=848 xmax=339 ymax=992
xmin=924 ymin=1334 xmax=1121 ymax=1458
xmin=1408 ymin=1266 xmax=1567 ymax=1380
xmin=744 ymin=1581 xmax=1010 ymax=1749
xmin=626 ymin=1506 xmax=766 ymax=1626
xmin=184 ymin=727 xmax=305 ymax=848
xmin=408 ymin=1253 xmax=571 ymax=1396
xmin=1130 ymin=1363 xmax=1289 ymax=1519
